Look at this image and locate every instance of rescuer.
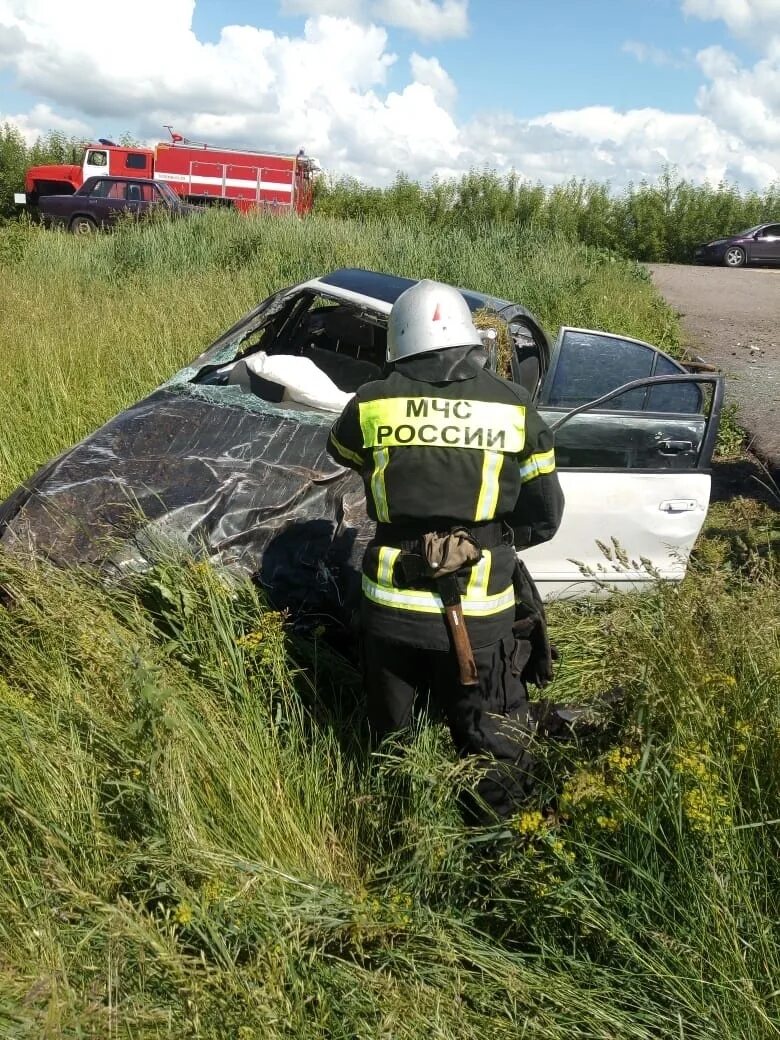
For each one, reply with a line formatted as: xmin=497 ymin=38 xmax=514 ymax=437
xmin=327 ymin=279 xmax=564 ymax=823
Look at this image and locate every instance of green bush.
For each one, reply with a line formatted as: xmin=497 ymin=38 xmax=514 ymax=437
xmin=315 ymin=167 xmax=780 ymax=264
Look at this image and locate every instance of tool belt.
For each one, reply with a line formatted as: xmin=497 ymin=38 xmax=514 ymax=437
xmin=375 ymin=522 xmax=498 ymax=687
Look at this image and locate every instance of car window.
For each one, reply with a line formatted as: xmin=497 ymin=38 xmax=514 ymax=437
xmin=285 ymin=294 xmax=387 ymax=368
xmin=123 ymin=183 xmax=156 ymax=203
xmin=757 ymin=225 xmax=780 ymax=238
xmin=105 ymin=181 xmax=128 ymax=200
xmin=89 ymin=180 xmax=111 ymax=198
xmin=189 ymin=291 xmax=386 ymax=400
xmin=646 ymin=355 xmax=703 ymax=412
xmin=540 ymin=328 xmax=697 ymax=413
xmin=86 ymin=149 xmax=108 ymax=167
xmin=544 ymin=409 xmax=708 ymax=470
xmin=125 ymin=153 xmax=147 ymax=170
xmin=542 ymin=329 xmax=654 ymax=410
xmin=540 ymin=376 xmax=716 ymax=471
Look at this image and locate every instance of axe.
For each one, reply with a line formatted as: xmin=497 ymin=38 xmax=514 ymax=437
xmin=437 ymin=572 xmax=479 ymax=686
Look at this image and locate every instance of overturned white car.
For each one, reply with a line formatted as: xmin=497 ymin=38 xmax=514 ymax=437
xmin=0 ymin=268 xmax=723 ymax=624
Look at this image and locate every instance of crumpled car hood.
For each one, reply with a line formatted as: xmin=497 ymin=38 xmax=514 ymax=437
xmin=0 ymin=385 xmax=370 ymax=625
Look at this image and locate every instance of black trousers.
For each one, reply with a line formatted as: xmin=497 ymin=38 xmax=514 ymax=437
xmin=362 ymin=631 xmax=538 ymax=823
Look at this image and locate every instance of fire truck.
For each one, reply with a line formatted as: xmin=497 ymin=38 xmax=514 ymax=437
xmin=15 ymin=131 xmax=318 ymax=215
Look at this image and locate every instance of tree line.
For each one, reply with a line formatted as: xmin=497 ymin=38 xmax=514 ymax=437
xmin=314 ymin=169 xmax=779 ymax=264
xmin=2 ymin=121 xmax=778 ymax=263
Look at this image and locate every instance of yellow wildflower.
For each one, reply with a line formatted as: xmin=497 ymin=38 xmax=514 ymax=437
xmin=596 ymin=815 xmax=620 ymax=831
xmin=560 ymin=767 xmax=609 ymax=809
xmin=605 ymin=746 xmax=640 ymax=773
xmin=201 ymin=878 xmax=226 ymax=905
xmin=173 ymin=901 xmax=194 ymax=926
xmin=512 ymin=810 xmax=547 ymax=836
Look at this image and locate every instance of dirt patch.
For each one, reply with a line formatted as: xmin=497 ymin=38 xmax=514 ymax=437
xmin=646 ymin=263 xmax=779 ymax=474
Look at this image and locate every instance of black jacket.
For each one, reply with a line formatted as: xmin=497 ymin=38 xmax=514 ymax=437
xmin=327 ymin=348 xmax=564 ymax=649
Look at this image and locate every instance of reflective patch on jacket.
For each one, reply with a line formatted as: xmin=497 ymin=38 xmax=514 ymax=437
xmin=362 ymin=547 xmax=514 ymax=617
xmin=358 ymin=397 xmax=526 ymax=452
xmin=361 ymin=541 xmax=518 ymax=650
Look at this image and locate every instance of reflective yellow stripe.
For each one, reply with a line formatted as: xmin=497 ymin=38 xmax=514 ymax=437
xmin=370 ymin=447 xmax=391 ymax=522
xmin=519 ymin=448 xmax=556 ymax=484
xmin=377 ymin=546 xmax=400 ymax=586
xmin=466 ymin=550 xmax=491 ymax=598
xmin=475 ymin=451 xmax=504 ymax=521
xmin=328 ymin=432 xmax=363 ymax=467
xmin=358 ymin=397 xmax=525 ymax=452
xmin=362 ymin=574 xmax=515 ymax=616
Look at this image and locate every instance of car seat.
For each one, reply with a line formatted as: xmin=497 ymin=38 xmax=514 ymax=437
xmin=301 ymin=344 xmax=381 ymax=392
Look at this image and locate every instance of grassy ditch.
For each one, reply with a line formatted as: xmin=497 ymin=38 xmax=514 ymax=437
xmin=0 ymin=211 xmax=778 ymax=1037
xmin=0 ymin=209 xmax=680 ymax=498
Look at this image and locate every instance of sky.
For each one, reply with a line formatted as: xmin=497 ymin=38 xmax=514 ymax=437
xmin=0 ymin=0 xmax=778 ymax=190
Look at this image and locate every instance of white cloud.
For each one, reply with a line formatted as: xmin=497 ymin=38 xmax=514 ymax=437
xmin=622 ymin=40 xmax=689 ymax=68
xmin=682 ymin=0 xmax=780 ymax=156
xmin=281 ymin=0 xmax=363 ymax=16
xmin=0 ymin=0 xmax=777 ymax=191
xmin=279 ymin=0 xmax=468 ymax=38
xmin=696 ymin=44 xmax=780 ymax=145
xmin=521 ymin=105 xmax=774 ymax=186
xmin=682 ymin=0 xmax=780 ymax=46
xmin=0 ymin=102 xmax=90 ymax=143
xmin=409 ymin=53 xmax=456 ymax=109
xmin=372 ymin=0 xmax=468 ymax=39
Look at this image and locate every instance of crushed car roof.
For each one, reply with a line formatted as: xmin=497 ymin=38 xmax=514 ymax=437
xmin=306 ymin=268 xmax=520 ymax=317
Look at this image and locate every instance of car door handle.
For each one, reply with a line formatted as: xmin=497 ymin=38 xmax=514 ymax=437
xmin=658 ymin=439 xmax=693 ymax=455
xmin=660 ymin=500 xmax=698 ymax=513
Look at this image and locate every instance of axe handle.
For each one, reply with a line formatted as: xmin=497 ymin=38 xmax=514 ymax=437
xmin=444 ymin=603 xmax=479 ymax=686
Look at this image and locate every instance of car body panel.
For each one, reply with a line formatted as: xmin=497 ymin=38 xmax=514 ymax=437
xmin=694 ymin=222 xmax=780 ymax=266
xmin=520 ymin=469 xmax=711 ymax=596
xmin=0 ymin=269 xmax=724 ymax=623
xmin=38 ymin=176 xmax=193 ymax=229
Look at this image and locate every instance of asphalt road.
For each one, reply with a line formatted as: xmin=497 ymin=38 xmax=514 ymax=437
xmin=646 ymin=263 xmax=779 ymax=471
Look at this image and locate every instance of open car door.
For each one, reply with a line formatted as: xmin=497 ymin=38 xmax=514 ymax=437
xmin=523 ymin=328 xmax=724 ymax=599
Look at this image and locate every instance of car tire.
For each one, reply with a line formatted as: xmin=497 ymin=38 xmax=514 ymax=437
xmin=724 ymin=246 xmax=746 ymax=268
xmin=70 ymin=215 xmax=97 ymax=235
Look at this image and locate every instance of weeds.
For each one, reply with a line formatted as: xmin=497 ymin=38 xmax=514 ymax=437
xmin=314 ymin=167 xmax=780 ymax=264
xmin=0 ymin=212 xmax=778 ymax=1037
xmin=0 ymin=210 xmax=681 ymax=498
xmin=0 ymin=546 xmax=777 ymax=1037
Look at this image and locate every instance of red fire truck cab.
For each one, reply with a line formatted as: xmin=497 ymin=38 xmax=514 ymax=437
xmin=17 ymin=136 xmax=318 ymax=215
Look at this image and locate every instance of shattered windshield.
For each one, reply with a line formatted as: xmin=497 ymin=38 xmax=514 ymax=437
xmin=168 ymin=289 xmax=388 ymax=418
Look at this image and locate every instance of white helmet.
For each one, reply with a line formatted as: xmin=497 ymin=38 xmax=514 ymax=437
xmin=387 ymin=279 xmax=482 ymax=363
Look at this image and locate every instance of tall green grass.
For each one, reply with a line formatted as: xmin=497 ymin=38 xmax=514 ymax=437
xmin=0 ymin=540 xmax=777 ymax=1037
xmin=3 ymin=124 xmax=778 ymax=262
xmin=0 ymin=209 xmax=680 ymax=497
xmin=0 ymin=211 xmax=778 ymax=1037
xmin=315 ymin=168 xmax=780 ymax=264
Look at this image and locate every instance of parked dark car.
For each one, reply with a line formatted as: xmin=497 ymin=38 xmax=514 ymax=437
xmin=694 ymin=222 xmax=780 ymax=267
xmin=39 ymin=176 xmax=196 ymax=233
xmin=0 ymin=268 xmax=723 ymax=630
